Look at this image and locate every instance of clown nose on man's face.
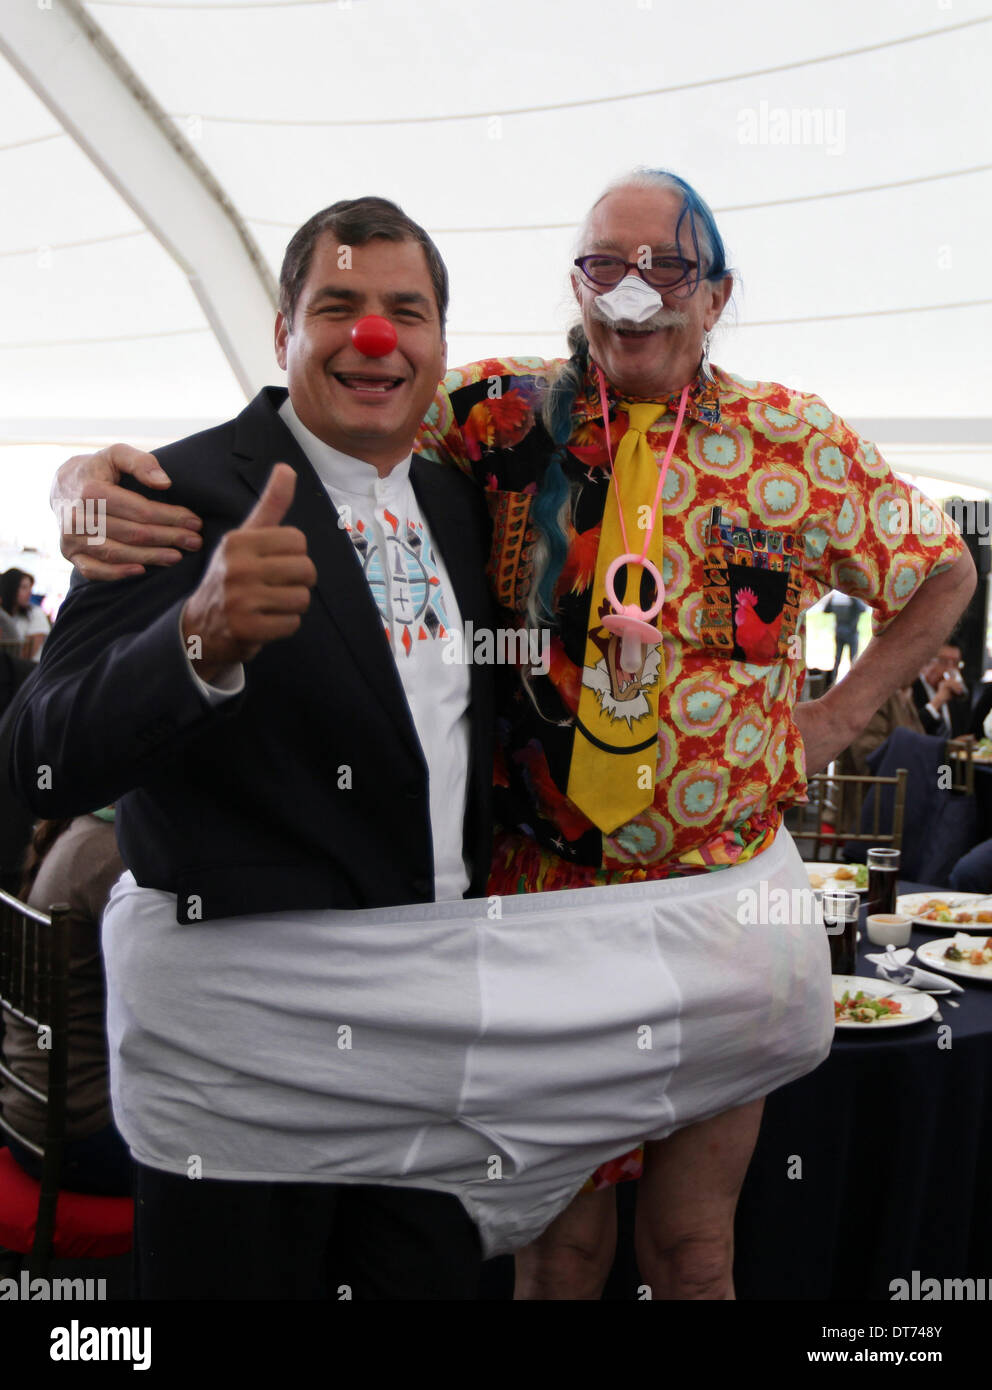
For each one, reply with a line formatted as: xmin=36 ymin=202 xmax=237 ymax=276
xmin=351 ymin=316 xmax=398 ymax=357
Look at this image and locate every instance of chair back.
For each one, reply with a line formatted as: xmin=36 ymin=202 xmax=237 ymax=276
xmin=945 ymin=738 xmax=975 ymax=796
xmin=790 ymin=768 xmax=908 ymax=862
xmin=0 ymin=888 xmax=71 ymax=1276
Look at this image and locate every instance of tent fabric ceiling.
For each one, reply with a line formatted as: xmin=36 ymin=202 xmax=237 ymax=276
xmin=0 ymin=0 xmax=990 ymax=555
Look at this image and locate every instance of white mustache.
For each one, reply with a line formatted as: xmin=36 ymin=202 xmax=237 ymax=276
xmin=590 ymin=303 xmax=690 ymax=332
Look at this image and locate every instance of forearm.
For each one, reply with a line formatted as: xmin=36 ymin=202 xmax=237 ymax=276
xmin=822 ymin=549 xmax=976 ymax=740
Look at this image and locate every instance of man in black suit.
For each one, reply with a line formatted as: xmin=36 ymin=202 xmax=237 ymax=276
xmin=7 ymin=198 xmax=495 ymax=1299
xmin=912 ymin=641 xmax=971 ymax=738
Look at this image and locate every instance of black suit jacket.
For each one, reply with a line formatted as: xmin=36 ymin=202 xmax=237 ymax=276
xmin=911 ymin=677 xmax=971 ymax=739
xmin=7 ymin=388 xmax=495 ymax=922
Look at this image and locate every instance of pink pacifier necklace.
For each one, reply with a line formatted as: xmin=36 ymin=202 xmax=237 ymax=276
xmin=594 ymin=364 xmax=690 ymax=672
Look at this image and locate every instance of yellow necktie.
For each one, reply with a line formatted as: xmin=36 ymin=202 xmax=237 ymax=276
xmin=567 ymin=402 xmax=666 ymax=834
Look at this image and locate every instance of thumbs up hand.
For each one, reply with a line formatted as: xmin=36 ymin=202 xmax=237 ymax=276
xmin=181 ymin=464 xmax=318 ymax=682
xmin=241 ymin=461 xmax=298 ymax=531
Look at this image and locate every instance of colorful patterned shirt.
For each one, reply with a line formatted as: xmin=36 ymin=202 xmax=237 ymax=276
xmin=417 ymin=356 xmax=965 ymax=889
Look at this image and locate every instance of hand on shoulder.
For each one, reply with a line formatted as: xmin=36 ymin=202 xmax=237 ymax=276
xmin=52 ymin=444 xmax=204 ymax=580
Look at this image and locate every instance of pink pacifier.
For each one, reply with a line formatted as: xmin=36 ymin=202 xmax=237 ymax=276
xmin=603 ymin=554 xmax=665 ymax=671
xmin=350 ymin=315 xmax=398 ymax=357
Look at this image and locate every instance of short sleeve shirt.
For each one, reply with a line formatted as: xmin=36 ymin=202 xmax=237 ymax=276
xmin=416 ymin=356 xmax=965 ymax=879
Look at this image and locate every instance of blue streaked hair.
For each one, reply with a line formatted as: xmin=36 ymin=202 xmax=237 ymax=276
xmin=525 ymin=325 xmax=589 ymax=634
xmin=575 ymin=167 xmax=731 ymax=292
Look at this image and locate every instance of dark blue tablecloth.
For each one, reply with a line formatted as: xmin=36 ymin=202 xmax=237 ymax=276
xmin=733 ymin=884 xmax=992 ymax=1299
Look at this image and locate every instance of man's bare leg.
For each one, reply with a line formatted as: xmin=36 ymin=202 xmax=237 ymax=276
xmin=513 ymin=1186 xmax=617 ymax=1300
xmin=634 ymin=1098 xmax=765 ymax=1300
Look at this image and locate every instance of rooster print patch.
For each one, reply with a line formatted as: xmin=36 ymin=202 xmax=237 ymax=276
xmin=699 ymin=506 xmax=802 ymax=662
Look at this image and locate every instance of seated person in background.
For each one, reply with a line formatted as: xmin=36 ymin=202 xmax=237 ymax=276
xmin=839 ymin=684 xmax=926 ymax=778
xmin=833 ymin=685 xmax=925 ymax=834
xmin=948 ymin=836 xmax=992 ymax=893
xmin=912 ymin=642 xmax=971 ymax=737
xmin=0 ymin=811 xmax=131 ymax=1197
xmin=0 ymin=570 xmax=50 ymax=663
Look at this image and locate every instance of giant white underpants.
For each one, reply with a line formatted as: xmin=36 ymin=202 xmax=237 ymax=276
xmin=103 ymin=826 xmax=832 ymax=1257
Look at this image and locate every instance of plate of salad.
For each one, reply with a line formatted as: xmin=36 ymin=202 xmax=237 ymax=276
xmin=832 ymin=976 xmax=938 ymax=1030
xmin=895 ymin=892 xmax=992 ymax=930
xmin=806 ymin=863 xmax=868 ymax=894
xmin=915 ymin=934 xmax=992 ymax=983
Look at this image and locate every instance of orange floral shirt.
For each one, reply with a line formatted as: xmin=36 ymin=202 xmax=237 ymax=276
xmin=417 ymin=356 xmax=965 ymax=886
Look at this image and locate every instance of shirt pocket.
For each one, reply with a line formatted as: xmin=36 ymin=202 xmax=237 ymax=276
xmin=698 ymin=506 xmax=804 ymax=664
xmin=485 ymin=489 xmax=538 ymax=613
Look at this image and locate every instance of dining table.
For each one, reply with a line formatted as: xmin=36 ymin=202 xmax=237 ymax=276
xmin=732 ymin=878 xmax=992 ymax=1300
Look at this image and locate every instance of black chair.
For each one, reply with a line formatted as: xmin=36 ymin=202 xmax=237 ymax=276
xmin=0 ymin=888 xmax=132 ymax=1277
xmin=789 ymin=768 xmax=908 ymax=863
xmin=946 ymin=737 xmax=976 ymax=796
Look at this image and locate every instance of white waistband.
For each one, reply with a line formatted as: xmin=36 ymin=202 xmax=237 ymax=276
xmin=115 ymin=823 xmax=797 ymax=930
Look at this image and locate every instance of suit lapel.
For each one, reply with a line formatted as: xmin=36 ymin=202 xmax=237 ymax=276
xmin=231 ymin=390 xmax=421 ymax=754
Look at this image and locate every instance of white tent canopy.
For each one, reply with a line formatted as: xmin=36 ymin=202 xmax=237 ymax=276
xmin=1 ymin=0 xmax=990 ymax=563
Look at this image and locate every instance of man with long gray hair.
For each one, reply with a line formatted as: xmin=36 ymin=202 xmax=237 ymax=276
xmin=48 ymin=170 xmax=974 ymax=1299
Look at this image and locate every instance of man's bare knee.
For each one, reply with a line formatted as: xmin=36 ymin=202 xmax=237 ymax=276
xmin=515 ymin=1239 xmax=612 ymax=1300
xmin=638 ymin=1231 xmax=734 ymax=1300
xmin=514 ymin=1192 xmax=616 ymax=1300
xmin=519 ymin=1214 xmax=614 ymax=1276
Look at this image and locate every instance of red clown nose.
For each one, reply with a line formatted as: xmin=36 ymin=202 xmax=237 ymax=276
xmin=350 ymin=315 xmax=398 ymax=357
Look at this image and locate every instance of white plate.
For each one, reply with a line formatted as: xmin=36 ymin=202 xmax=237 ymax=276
xmin=805 ymin=864 xmax=868 ymax=894
xmin=915 ymin=936 xmax=992 ymax=983
xmin=832 ymin=975 xmax=938 ymax=1029
xmin=896 ymin=891 xmax=992 ymax=931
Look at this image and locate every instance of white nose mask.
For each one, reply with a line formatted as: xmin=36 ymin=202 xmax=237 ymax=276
xmin=595 ymin=273 xmax=663 ymax=325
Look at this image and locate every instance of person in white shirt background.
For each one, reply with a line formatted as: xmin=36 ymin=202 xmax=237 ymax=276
xmin=0 ymin=568 xmax=50 ymax=661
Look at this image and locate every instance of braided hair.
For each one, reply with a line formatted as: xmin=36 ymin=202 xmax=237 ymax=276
xmin=525 ymin=323 xmax=591 ymax=634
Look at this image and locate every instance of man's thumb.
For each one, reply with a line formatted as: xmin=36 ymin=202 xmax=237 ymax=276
xmin=242 ymin=463 xmax=297 ymax=529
